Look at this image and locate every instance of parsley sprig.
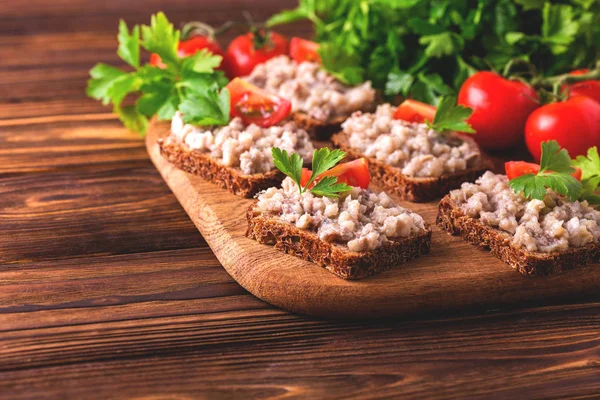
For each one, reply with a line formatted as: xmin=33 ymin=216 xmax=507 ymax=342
xmin=268 ymin=1 xmax=598 ymax=104
xmin=427 ymin=96 xmax=475 ymax=135
xmin=272 ymin=147 xmax=352 ymax=198
xmin=87 ymin=12 xmax=230 ymax=135
xmin=573 ymin=147 xmax=600 ymax=205
xmin=509 ymin=141 xmax=581 ymax=201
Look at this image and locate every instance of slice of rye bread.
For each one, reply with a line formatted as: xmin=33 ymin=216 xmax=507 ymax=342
xmin=291 ymin=112 xmax=348 ymax=141
xmin=436 ymin=195 xmax=600 ymax=276
xmin=246 ymin=203 xmax=432 ymax=280
xmin=158 ymin=134 xmax=284 ymax=198
xmin=331 ymin=131 xmax=493 ymax=202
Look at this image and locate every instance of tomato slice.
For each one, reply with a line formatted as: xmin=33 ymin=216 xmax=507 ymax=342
xmin=505 ymin=161 xmax=540 ymax=179
xmin=225 ymin=78 xmax=292 ymax=127
xmin=300 ymin=158 xmax=371 ymax=189
xmin=393 ymin=99 xmax=437 ymax=124
xmin=289 ymin=37 xmax=320 ymax=64
xmin=505 ymin=161 xmax=582 ymax=181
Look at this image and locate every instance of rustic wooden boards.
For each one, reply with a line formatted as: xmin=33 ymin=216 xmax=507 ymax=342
xmin=147 ymin=123 xmax=600 ymax=318
xmin=4 ymin=1 xmax=600 ymax=397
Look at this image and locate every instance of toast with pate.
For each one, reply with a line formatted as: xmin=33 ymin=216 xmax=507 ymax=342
xmin=244 ymin=55 xmax=376 ymax=140
xmin=247 ymin=176 xmax=432 ymax=279
xmin=158 ymin=112 xmax=314 ymax=198
xmin=332 ymin=104 xmax=492 ymax=202
xmin=437 ymin=171 xmax=600 ymax=275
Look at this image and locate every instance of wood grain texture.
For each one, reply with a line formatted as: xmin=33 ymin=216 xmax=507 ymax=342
xmin=1 ymin=302 xmax=599 ymax=399
xmin=147 ymin=124 xmax=600 ymax=318
xmin=2 ymin=0 xmax=600 ymax=398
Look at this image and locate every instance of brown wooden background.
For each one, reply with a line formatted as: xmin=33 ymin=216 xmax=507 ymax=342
xmin=1 ymin=1 xmax=599 ymax=398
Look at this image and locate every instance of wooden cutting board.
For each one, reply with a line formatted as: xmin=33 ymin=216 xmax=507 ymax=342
xmin=146 ymin=122 xmax=600 ymax=318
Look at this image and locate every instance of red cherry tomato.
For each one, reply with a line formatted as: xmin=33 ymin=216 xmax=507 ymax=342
xmin=289 ymin=37 xmax=320 ymax=64
xmin=458 ymin=71 xmax=539 ymax=150
xmin=561 ymin=69 xmax=600 ymax=104
xmin=393 ymin=99 xmax=437 ymax=123
xmin=505 ymin=161 xmax=582 ymax=181
xmin=225 ymin=31 xmax=289 ymax=77
xmin=150 ymin=35 xmax=225 ymax=69
xmin=300 ymin=158 xmax=371 ymax=189
xmin=225 ymin=78 xmax=291 ymax=127
xmin=525 ymin=96 xmax=600 ymax=162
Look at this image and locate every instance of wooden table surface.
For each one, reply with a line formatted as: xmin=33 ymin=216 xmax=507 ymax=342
xmin=1 ymin=1 xmax=599 ymax=398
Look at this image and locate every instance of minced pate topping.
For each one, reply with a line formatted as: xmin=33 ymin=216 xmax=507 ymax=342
xmin=244 ymin=55 xmax=376 ymax=122
xmin=168 ymin=112 xmax=314 ymax=175
xmin=256 ymin=177 xmax=427 ymax=252
xmin=450 ymin=171 xmax=600 ymax=253
xmin=341 ymin=104 xmax=481 ymax=177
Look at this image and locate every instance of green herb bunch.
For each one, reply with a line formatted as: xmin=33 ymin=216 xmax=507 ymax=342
xmin=268 ymin=0 xmax=599 ymax=105
xmin=87 ymin=12 xmax=230 ymax=135
xmin=272 ymin=147 xmax=353 ymax=197
xmin=509 ymin=141 xmax=600 ymax=204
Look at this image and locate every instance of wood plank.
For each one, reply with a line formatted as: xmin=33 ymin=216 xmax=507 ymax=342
xmin=146 ymin=123 xmax=600 ymax=318
xmin=0 ymin=163 xmax=206 ymax=263
xmin=0 ymin=248 xmax=229 ymax=312
xmin=0 ymin=302 xmax=598 ymax=398
xmin=0 ymin=0 xmax=303 ymax=35
xmin=0 ymin=118 xmax=150 ymax=173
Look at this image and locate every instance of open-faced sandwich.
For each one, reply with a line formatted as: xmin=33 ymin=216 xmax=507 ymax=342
xmin=244 ymin=46 xmax=376 ymax=140
xmin=332 ymin=97 xmax=493 ymax=202
xmin=159 ymin=78 xmax=315 ymax=197
xmin=438 ymin=141 xmax=600 ymax=275
xmin=246 ymin=147 xmax=432 ymax=279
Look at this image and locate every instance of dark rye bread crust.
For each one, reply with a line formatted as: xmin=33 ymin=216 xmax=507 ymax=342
xmin=331 ymin=131 xmax=493 ymax=202
xmin=436 ymin=195 xmax=600 ymax=276
xmin=292 ymin=112 xmax=348 ymax=141
xmin=246 ymin=203 xmax=432 ymax=280
xmin=158 ymin=134 xmax=283 ymax=198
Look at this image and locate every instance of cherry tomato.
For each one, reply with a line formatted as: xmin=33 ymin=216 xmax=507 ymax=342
xmin=226 ymin=78 xmax=291 ymax=127
xmin=225 ymin=31 xmax=289 ymax=77
xmin=504 ymin=161 xmax=582 ymax=181
xmin=525 ymin=96 xmax=600 ymax=162
xmin=150 ymin=35 xmax=225 ymax=69
xmin=562 ymin=69 xmax=600 ymax=104
xmin=300 ymin=158 xmax=371 ymax=189
xmin=289 ymin=37 xmax=320 ymax=64
xmin=458 ymin=71 xmax=539 ymax=150
xmin=393 ymin=99 xmax=436 ymax=123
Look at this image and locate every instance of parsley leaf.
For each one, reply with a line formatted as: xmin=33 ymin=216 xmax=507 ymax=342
xmin=419 ymin=32 xmax=463 ymax=59
xmin=539 ymin=140 xmax=575 ymax=174
xmin=181 ymin=49 xmax=223 ymax=74
xmin=541 ymin=3 xmax=579 ymax=55
xmin=573 ymin=146 xmax=600 ymax=180
xmin=427 ymin=96 xmax=475 ymax=134
xmin=117 ymin=20 xmax=140 ymax=68
xmin=179 ymin=87 xmax=230 ymax=126
xmin=509 ymin=141 xmax=582 ymax=201
xmin=271 ymin=148 xmax=304 ymax=193
xmin=305 ymin=148 xmax=346 ymax=189
xmin=105 ymin=74 xmax=141 ymax=106
xmin=271 ymin=147 xmax=353 ymax=198
xmin=573 ymin=147 xmax=600 ymax=204
xmin=86 ymin=63 xmax=128 ymax=105
xmin=385 ymin=68 xmax=414 ymax=97
xmin=317 ymin=43 xmax=364 ymax=85
xmin=310 ymin=176 xmax=352 ymax=198
xmin=115 ymin=105 xmax=148 ymax=134
xmin=140 ymin=12 xmax=180 ymax=71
